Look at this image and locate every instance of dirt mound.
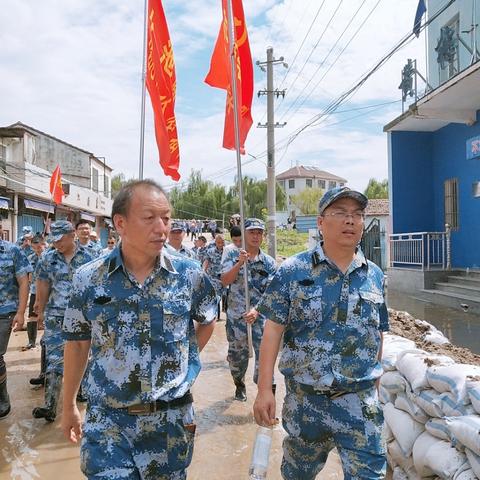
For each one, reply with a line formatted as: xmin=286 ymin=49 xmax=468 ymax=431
xmin=388 ymin=309 xmax=480 ymax=366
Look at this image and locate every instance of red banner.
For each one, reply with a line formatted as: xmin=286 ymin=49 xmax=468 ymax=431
xmin=146 ymin=0 xmax=180 ymax=181
xmin=49 ymin=165 xmax=63 ymax=205
xmin=205 ymin=0 xmax=253 ymax=154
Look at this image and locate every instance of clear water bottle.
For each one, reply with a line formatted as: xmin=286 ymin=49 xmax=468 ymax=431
xmin=249 ymin=426 xmax=273 ymax=479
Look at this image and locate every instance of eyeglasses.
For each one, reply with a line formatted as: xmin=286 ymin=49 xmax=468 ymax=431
xmin=322 ymin=211 xmax=365 ymax=222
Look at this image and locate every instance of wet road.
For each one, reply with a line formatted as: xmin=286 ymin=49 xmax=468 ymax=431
xmin=0 ymin=318 xmax=343 ymax=479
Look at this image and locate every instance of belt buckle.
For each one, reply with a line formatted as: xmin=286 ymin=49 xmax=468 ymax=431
xmin=127 ymin=403 xmax=155 ymax=415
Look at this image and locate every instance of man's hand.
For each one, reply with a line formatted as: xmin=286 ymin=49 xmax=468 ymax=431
xmin=12 ymin=312 xmax=25 ymax=332
xmin=253 ymin=390 xmax=276 ymax=427
xmin=61 ymin=405 xmax=83 ymax=443
xmin=36 ymin=311 xmax=45 ymax=329
xmin=243 ymin=308 xmax=259 ymax=325
xmin=237 ymin=250 xmax=249 ymax=266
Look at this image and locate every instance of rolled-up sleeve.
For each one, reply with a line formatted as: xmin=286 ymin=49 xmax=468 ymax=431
xmin=191 ymin=269 xmax=217 ymax=325
xmin=256 ymin=265 xmax=290 ymax=326
xmin=63 ymin=270 xmax=91 ymax=341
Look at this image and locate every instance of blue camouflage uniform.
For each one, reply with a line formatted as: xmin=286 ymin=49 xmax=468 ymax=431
xmin=257 ymin=243 xmax=388 ymax=480
xmin=166 ymin=242 xmax=195 ymax=260
xmin=221 ymin=247 xmax=276 ymax=384
xmin=0 ymin=239 xmax=31 ymax=385
xmin=36 ymin=245 xmax=94 ymax=375
xmin=63 ymin=247 xmax=217 ymax=480
xmin=203 ymin=242 xmax=225 ymax=298
xmin=28 ymin=252 xmax=40 ymax=296
xmin=82 ymin=240 xmax=104 ymax=258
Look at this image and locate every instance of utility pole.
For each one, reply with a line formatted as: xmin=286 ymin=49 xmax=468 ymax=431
xmin=257 ymin=47 xmax=287 ymax=259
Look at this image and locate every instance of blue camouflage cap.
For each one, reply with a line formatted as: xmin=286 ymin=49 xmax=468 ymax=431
xmin=244 ymin=218 xmax=265 ymax=231
xmin=22 ymin=225 xmax=33 ymax=236
xmin=49 ymin=220 xmax=75 ymax=242
xmin=318 ymin=186 xmax=368 ymax=215
xmin=170 ymin=221 xmax=186 ymax=232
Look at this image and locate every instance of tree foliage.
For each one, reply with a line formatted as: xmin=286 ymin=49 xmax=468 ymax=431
xmin=290 ymin=187 xmax=324 ymax=215
xmin=364 ymin=178 xmax=388 ymax=199
xmin=111 ymin=173 xmax=129 ymax=198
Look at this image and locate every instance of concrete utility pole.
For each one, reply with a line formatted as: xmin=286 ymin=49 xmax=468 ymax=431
xmin=257 ymin=47 xmax=287 ymax=259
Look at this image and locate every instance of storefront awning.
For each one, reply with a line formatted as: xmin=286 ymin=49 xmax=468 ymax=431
xmin=24 ymin=198 xmax=54 ymax=214
xmin=80 ymin=212 xmax=96 ymax=223
xmin=0 ymin=197 xmax=9 ymax=209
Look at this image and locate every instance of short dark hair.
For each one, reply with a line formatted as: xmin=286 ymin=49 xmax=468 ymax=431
xmin=198 ymin=235 xmax=207 ymax=243
xmin=112 ymin=179 xmax=168 ymax=219
xmin=75 ymin=220 xmax=92 ymax=230
xmin=230 ymin=226 xmax=241 ymax=238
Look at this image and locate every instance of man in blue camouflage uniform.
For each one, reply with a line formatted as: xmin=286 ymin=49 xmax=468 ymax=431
xmin=253 ymin=187 xmax=388 ymax=480
xmin=32 ymin=220 xmax=95 ymax=422
xmin=203 ymin=234 xmax=225 ymax=319
xmin=221 ymin=219 xmax=276 ymax=402
xmin=166 ymin=221 xmax=195 ymax=259
xmin=19 ymin=225 xmax=35 ymax=257
xmin=192 ymin=235 xmax=207 ymax=263
xmin=0 ymin=220 xmax=31 ymax=418
xmin=76 ymin=220 xmax=103 ymax=258
xmin=61 ymin=180 xmax=217 ymax=480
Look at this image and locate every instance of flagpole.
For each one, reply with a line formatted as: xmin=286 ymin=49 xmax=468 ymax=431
xmin=138 ymin=0 xmax=149 ymax=180
xmin=226 ymin=0 xmax=253 ymax=358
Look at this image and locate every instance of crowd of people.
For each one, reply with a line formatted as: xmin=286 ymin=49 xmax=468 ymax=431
xmin=0 ymin=180 xmax=388 ymax=480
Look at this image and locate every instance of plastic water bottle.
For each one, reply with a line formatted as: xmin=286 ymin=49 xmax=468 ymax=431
xmin=249 ymin=426 xmax=273 ymax=479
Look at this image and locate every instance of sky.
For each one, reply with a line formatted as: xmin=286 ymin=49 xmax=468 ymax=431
xmin=0 ymin=0 xmax=428 ymax=193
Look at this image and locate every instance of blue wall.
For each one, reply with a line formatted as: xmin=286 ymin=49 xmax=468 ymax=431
xmin=390 ymin=110 xmax=480 ymax=268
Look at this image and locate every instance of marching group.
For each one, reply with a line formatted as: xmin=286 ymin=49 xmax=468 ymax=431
xmin=0 ymin=180 xmax=389 ymax=480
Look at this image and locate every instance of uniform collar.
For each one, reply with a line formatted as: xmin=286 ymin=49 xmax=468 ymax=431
xmin=312 ymin=242 xmax=367 ymax=269
xmin=107 ymin=245 xmax=177 ymax=277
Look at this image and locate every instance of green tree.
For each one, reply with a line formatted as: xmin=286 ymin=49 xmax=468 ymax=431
xmin=111 ymin=173 xmax=129 ymax=198
xmin=290 ymin=187 xmax=323 ymax=214
xmin=363 ymin=178 xmax=388 ymax=199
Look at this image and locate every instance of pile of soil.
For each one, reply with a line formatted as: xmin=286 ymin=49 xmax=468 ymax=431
xmin=388 ymin=309 xmax=480 ymax=366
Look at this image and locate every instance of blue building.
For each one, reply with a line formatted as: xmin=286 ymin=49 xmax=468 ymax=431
xmin=385 ymin=0 xmax=480 ymax=312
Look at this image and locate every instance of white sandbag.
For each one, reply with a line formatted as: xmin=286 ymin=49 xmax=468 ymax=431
xmin=396 ymin=350 xmax=454 ymax=391
xmin=388 ymin=440 xmax=415 ymax=471
xmin=446 ymin=416 xmax=480 ymax=455
xmin=384 ymin=402 xmax=425 ymax=457
xmin=382 ymin=334 xmax=417 ymax=371
xmin=424 ymin=327 xmax=450 ymax=345
xmin=395 ymin=393 xmax=430 ymax=423
xmin=413 ymin=431 xmax=440 ymax=477
xmin=427 ymin=364 xmax=480 ymax=404
xmin=379 ymin=384 xmax=397 ymax=405
xmin=424 ymin=439 xmax=467 ymax=478
xmin=436 ymin=392 xmax=476 ymax=417
xmin=465 ymin=448 xmax=480 ymax=478
xmin=381 ymin=370 xmax=410 ymax=394
xmin=466 ymin=377 xmax=480 ymax=415
xmin=392 ymin=466 xmax=409 ymax=480
xmin=413 ymin=389 xmax=445 ymax=418
xmin=384 ymin=421 xmax=394 ymax=443
xmin=425 ymin=418 xmax=452 ymax=442
xmin=454 ymin=468 xmax=477 ymax=480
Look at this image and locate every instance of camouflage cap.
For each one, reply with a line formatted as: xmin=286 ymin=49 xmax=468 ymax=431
xmin=318 ymin=186 xmax=368 ymax=215
xmin=22 ymin=225 xmax=33 ymax=236
xmin=31 ymin=233 xmax=46 ymax=244
xmin=170 ymin=221 xmax=186 ymax=232
xmin=244 ymin=218 xmax=265 ymax=231
xmin=49 ymin=220 xmax=75 ymax=242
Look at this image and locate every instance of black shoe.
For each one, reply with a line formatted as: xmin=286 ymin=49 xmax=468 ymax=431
xmin=29 ymin=375 xmax=45 ymax=386
xmin=32 ymin=407 xmax=55 ymax=423
xmin=234 ymin=385 xmax=247 ymax=402
xmin=0 ymin=381 xmax=11 ymax=419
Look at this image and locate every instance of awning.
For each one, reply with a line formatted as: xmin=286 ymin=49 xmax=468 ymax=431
xmin=24 ymin=198 xmax=54 ymax=214
xmin=80 ymin=212 xmax=96 ymax=223
xmin=0 ymin=197 xmax=9 ymax=209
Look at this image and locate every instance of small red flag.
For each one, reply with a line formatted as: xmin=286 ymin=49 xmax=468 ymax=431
xmin=205 ymin=0 xmax=254 ymax=154
xmin=49 ymin=165 xmax=63 ymax=205
xmin=146 ymin=0 xmax=180 ymax=181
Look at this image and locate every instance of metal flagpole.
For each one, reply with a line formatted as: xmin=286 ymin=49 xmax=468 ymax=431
xmin=138 ymin=0 xmax=149 ymax=180
xmin=226 ymin=0 xmax=253 ymax=358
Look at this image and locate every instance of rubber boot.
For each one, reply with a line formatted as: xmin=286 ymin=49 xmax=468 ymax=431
xmin=26 ymin=321 xmax=38 ymax=349
xmin=32 ymin=372 xmax=62 ymax=422
xmin=0 ymin=379 xmax=11 ymax=419
xmin=29 ymin=342 xmax=46 ymax=386
xmin=233 ymin=377 xmax=247 ymax=402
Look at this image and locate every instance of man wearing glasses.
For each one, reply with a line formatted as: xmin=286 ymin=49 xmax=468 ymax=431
xmin=253 ymin=187 xmax=388 ymax=480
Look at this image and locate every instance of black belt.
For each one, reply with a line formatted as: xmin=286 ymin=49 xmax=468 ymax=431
xmin=126 ymin=392 xmax=193 ymax=415
xmin=296 ymin=382 xmax=349 ymax=400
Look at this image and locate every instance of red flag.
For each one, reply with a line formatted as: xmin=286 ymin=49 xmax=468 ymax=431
xmin=49 ymin=165 xmax=63 ymax=205
xmin=205 ymin=0 xmax=254 ymax=154
xmin=146 ymin=0 xmax=180 ymax=181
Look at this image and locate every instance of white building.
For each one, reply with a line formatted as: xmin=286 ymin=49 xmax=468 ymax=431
xmin=0 ymin=122 xmax=113 ymax=245
xmin=276 ymin=165 xmax=347 ymax=221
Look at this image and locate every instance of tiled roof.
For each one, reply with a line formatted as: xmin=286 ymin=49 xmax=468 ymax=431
xmin=365 ymin=198 xmax=390 ymax=216
xmin=276 ymin=165 xmax=347 ymax=182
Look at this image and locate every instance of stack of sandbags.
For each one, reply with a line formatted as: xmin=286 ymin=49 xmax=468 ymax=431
xmin=380 ymin=334 xmax=480 ymax=479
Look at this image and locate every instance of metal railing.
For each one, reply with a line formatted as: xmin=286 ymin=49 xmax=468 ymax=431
xmin=389 ymin=231 xmax=449 ymax=270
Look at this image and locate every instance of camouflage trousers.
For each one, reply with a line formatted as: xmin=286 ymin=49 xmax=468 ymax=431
xmin=225 ymin=314 xmax=264 ymax=383
xmin=43 ymin=314 xmax=66 ymax=376
xmin=281 ymin=381 xmax=386 ymax=480
xmin=81 ymin=402 xmax=195 ymax=480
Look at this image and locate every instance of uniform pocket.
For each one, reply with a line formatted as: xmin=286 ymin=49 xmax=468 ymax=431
xmin=358 ymin=289 xmax=383 ymax=328
xmin=163 ymin=301 xmax=189 ymax=343
xmin=289 ymin=285 xmax=322 ymax=330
